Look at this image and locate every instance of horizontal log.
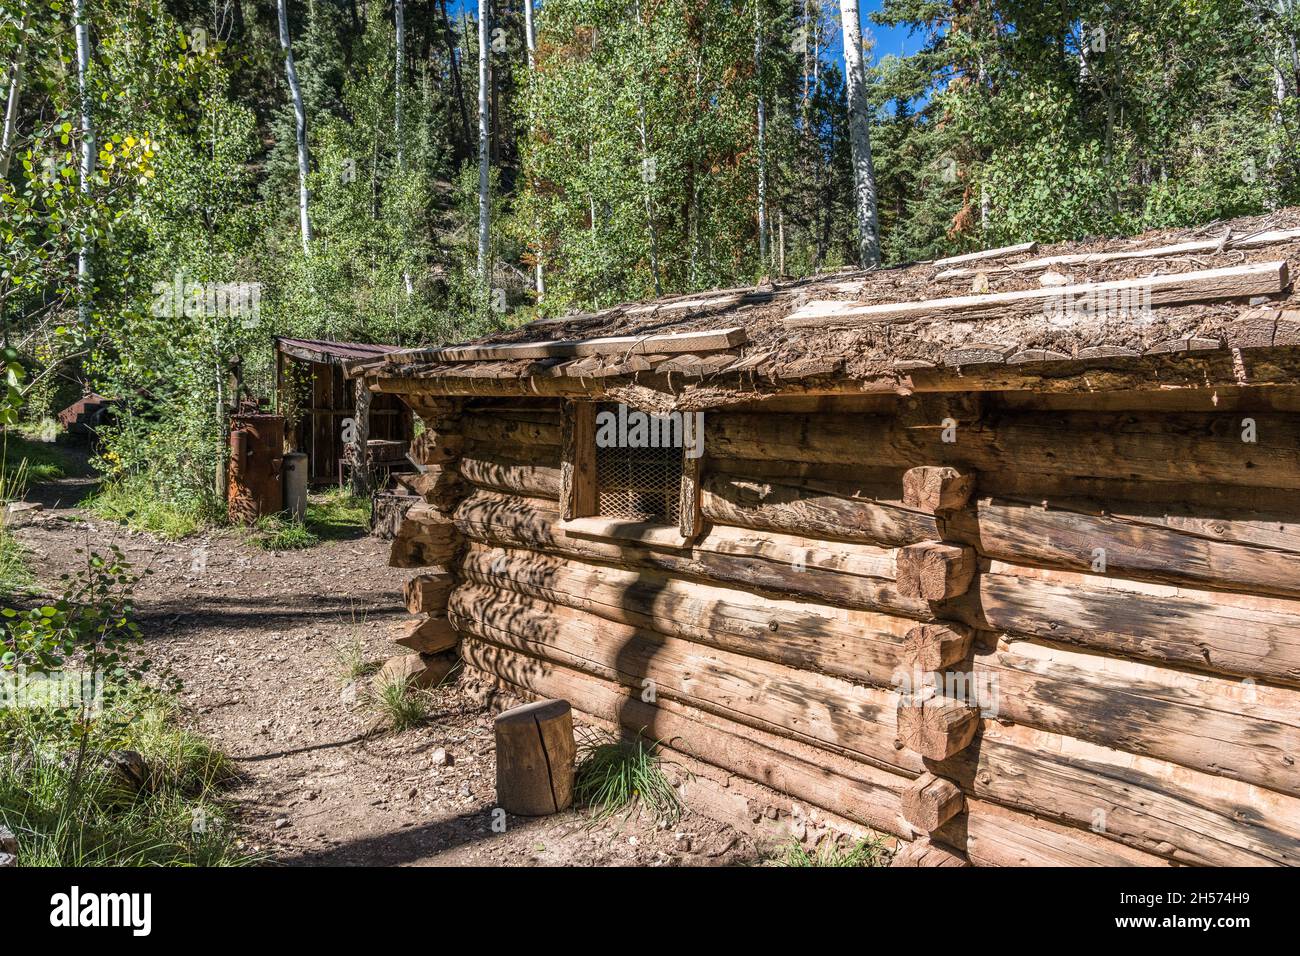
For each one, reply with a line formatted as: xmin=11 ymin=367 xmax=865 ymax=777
xmin=461 ymin=411 xmax=561 ymax=448
xmin=973 ymin=640 xmax=1300 ymax=797
xmin=459 ymin=451 xmax=562 ymax=500
xmin=958 ymin=565 xmax=1300 ymax=688
xmin=461 ymin=647 xmax=914 ymax=838
xmin=951 ymin=799 xmax=1176 ymax=867
xmin=938 ymin=722 xmax=1300 ymax=866
xmin=404 ymin=571 xmax=455 ymax=613
xmin=958 ymin=475 xmax=1300 ymax=555
xmin=408 ymin=429 xmax=462 ymax=465
xmin=701 ymin=473 xmax=938 ymax=547
xmin=452 ymin=594 xmax=917 ymax=772
xmin=895 ymin=542 xmax=977 ymax=601
xmin=947 ymin=496 xmax=1300 ymax=598
xmin=936 ymin=229 xmax=1300 ymax=281
xmin=706 ymin=410 xmax=1300 ymax=490
xmin=454 ymin=490 xmax=934 ymax=618
xmin=453 ymin=558 xmax=914 ymax=689
xmin=785 ymin=261 xmax=1289 ymax=328
xmin=934 ymin=240 xmax=1039 ymax=268
xmin=408 ymin=326 xmax=748 ymax=362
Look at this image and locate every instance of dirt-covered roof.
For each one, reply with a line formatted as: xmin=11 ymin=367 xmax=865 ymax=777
xmin=350 ymin=209 xmax=1300 ymax=404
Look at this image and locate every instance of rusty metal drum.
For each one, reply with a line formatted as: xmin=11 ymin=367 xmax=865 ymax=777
xmin=227 ymin=413 xmax=285 ymax=525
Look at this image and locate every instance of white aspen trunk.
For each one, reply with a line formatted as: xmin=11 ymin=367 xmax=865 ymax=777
xmin=754 ymin=0 xmax=768 ymax=272
xmin=837 ymin=0 xmax=880 ymax=267
xmin=523 ymin=0 xmax=536 ymax=71
xmin=477 ymin=0 xmax=490 ymax=279
xmin=523 ymin=0 xmax=542 ymax=298
xmin=74 ymin=0 xmax=94 ymax=327
xmin=278 ymin=0 xmax=313 ymax=256
xmin=0 ymin=3 xmax=29 ymax=179
xmin=394 ymin=0 xmax=405 ymax=169
xmin=633 ymin=0 xmax=661 ymax=297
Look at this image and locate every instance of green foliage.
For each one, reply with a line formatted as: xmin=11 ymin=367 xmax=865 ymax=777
xmin=0 ymin=683 xmax=250 ymax=867
xmin=0 ymin=526 xmax=31 ymax=600
xmin=250 ymin=513 xmax=319 ymax=551
xmin=573 ymin=729 xmax=682 ymax=825
xmin=86 ymin=474 xmax=216 ymax=539
xmin=305 ymin=488 xmax=372 ymax=540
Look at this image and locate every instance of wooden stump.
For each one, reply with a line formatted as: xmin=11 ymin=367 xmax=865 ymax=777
xmin=495 ymin=699 xmax=576 ymax=816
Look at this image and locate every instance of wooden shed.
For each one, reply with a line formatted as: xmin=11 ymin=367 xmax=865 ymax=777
xmin=349 ymin=212 xmax=1300 ymax=867
xmin=274 ymin=337 xmax=415 ymax=485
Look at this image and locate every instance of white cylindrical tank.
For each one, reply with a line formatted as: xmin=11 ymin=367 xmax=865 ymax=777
xmin=283 ymin=452 xmax=309 ymax=521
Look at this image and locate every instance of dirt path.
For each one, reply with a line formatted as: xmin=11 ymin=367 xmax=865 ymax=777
xmin=9 ymin=477 xmax=757 ymax=867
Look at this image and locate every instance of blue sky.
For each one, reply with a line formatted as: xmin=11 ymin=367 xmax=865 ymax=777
xmin=447 ymin=1 xmax=923 ymax=65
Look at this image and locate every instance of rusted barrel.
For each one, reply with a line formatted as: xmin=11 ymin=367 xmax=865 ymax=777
xmin=227 ymin=413 xmax=285 ymax=525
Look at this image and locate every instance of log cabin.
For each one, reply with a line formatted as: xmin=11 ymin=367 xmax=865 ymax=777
xmin=348 ymin=212 xmax=1300 ymax=867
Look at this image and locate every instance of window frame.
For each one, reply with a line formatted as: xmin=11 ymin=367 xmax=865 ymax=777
xmin=559 ymin=400 xmax=702 ymax=546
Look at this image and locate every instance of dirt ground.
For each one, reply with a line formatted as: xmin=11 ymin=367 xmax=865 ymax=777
xmin=9 ymin=472 xmax=758 ymax=867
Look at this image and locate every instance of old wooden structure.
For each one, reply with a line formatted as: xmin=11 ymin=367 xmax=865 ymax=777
xmin=274 ymin=337 xmax=414 ymax=486
xmin=349 ymin=213 xmax=1300 ymax=866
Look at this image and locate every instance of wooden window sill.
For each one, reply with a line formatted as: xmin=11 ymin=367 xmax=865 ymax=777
xmin=558 ymin=516 xmax=689 ymax=550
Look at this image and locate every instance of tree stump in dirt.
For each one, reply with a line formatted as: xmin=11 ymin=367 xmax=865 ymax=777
xmin=494 ymin=699 xmax=575 ymax=816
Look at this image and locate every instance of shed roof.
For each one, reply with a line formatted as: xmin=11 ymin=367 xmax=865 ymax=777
xmin=349 ymin=209 xmax=1300 ymax=408
xmin=276 ymin=336 xmax=406 ymax=365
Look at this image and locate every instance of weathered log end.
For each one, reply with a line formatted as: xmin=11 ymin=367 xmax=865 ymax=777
xmin=388 ymin=505 xmax=465 ymax=568
xmin=372 ymin=650 xmax=458 ymax=692
xmin=897 ymin=694 xmax=979 ymax=760
xmin=896 ymin=542 xmax=977 ymax=601
xmin=403 ymin=570 xmax=456 ymax=614
xmin=902 ymin=466 xmax=976 ymax=513
xmin=901 ymin=622 xmax=974 ymax=672
xmin=901 ymin=771 xmax=966 ymax=833
xmin=390 ymin=614 xmax=459 ymax=654
xmin=495 ymin=699 xmax=576 ymax=816
xmin=890 ymin=835 xmax=970 ymax=868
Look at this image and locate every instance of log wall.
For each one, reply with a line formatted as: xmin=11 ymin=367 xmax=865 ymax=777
xmin=386 ymin=388 xmax=1300 ymax=866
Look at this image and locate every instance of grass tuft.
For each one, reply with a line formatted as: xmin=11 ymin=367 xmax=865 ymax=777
xmin=765 ymin=834 xmax=892 ymax=867
xmin=250 ymin=513 xmax=319 ymax=551
xmin=370 ymin=675 xmax=429 ymax=732
xmin=573 ymin=729 xmax=682 ymax=825
xmin=333 ymin=635 xmax=377 ymax=685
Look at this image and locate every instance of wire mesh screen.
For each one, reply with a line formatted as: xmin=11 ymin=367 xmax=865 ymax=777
xmin=594 ymin=438 xmax=682 ymax=524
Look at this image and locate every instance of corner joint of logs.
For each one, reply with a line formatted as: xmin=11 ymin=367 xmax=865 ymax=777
xmin=896 ymin=541 xmax=977 ymax=601
xmin=902 ymin=465 xmax=976 ymax=514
